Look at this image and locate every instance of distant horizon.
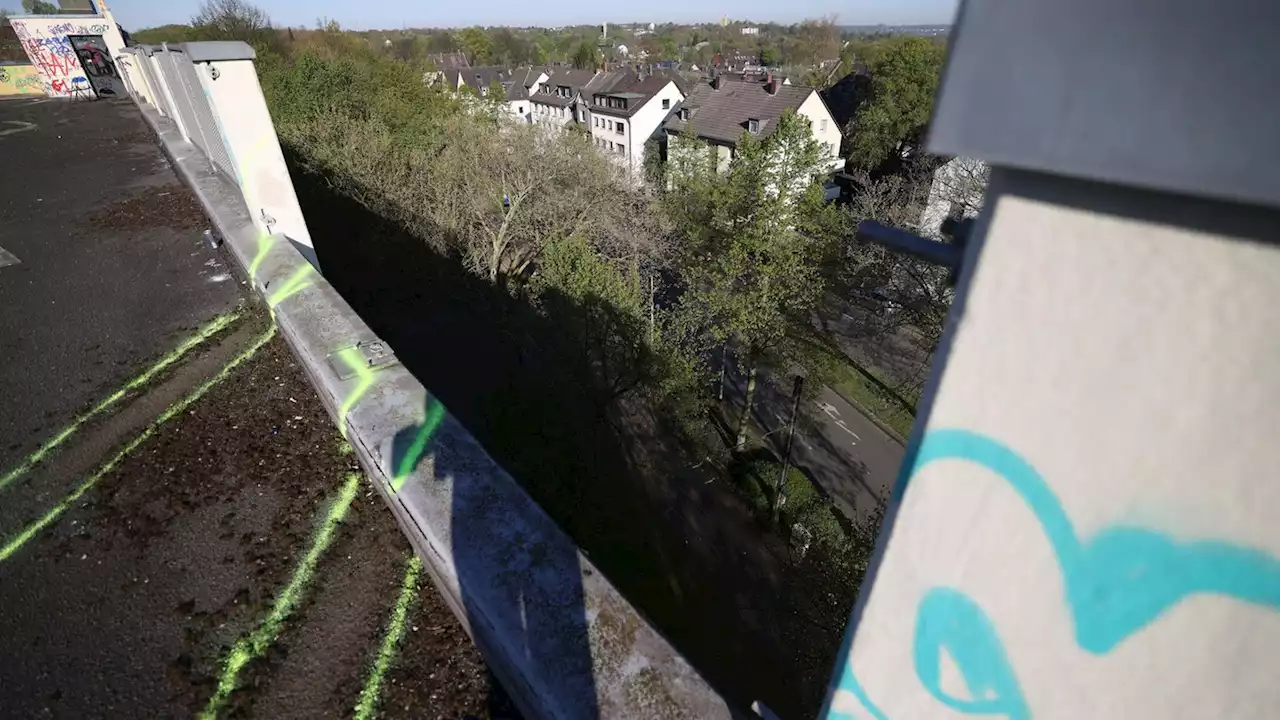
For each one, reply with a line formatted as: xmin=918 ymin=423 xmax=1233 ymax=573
xmin=93 ymin=0 xmax=959 ymax=34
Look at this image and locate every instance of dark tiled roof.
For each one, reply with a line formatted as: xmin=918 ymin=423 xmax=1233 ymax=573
xmin=582 ymin=69 xmax=683 ymax=118
xmin=446 ymin=65 xmax=543 ymax=101
xmin=664 ymin=79 xmax=815 ymax=146
xmin=427 ymin=52 xmax=469 ymax=70
xmin=504 ymin=67 xmax=544 ymax=101
xmin=820 ymin=70 xmax=868 ymax=130
xmin=530 ymin=68 xmax=598 ymax=107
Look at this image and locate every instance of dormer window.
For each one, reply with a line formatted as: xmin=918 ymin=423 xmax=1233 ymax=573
xmin=748 ymin=118 xmax=760 ymax=134
xmin=679 ymin=108 xmax=690 ymax=121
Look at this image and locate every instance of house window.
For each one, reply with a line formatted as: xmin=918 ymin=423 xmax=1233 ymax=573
xmin=519 ymin=106 xmax=524 ymax=114
xmin=820 ymin=119 xmax=828 ymax=132
xmin=662 ymin=98 xmax=670 ymax=109
xmin=616 ymin=144 xmax=625 ymax=155
xmin=607 ymin=120 xmax=613 ymax=130
xmin=616 ymin=123 xmax=624 ymax=135
xmin=748 ymin=118 xmax=760 ymax=134
xmin=679 ymin=108 xmax=689 ymax=121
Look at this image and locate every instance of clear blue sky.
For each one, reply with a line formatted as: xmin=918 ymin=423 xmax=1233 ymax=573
xmin=99 ymin=0 xmax=958 ymax=32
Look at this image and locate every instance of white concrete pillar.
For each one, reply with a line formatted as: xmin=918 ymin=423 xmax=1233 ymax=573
xmin=183 ymin=41 xmax=314 ymax=253
xmin=825 ymin=169 xmax=1280 ymax=719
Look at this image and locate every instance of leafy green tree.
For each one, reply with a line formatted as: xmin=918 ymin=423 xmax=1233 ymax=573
xmin=191 ymin=0 xmax=270 ymax=41
xmin=21 ymin=0 xmax=58 ymax=14
xmin=457 ymin=27 xmax=493 ymax=64
xmin=485 ymin=77 xmax=506 ymax=104
xmin=661 ymin=37 xmax=678 ymax=61
xmin=572 ymin=40 xmax=598 ymax=70
xmin=760 ymin=45 xmax=781 ymax=67
xmin=847 ymin=36 xmax=946 ymax=169
xmin=677 ymin=111 xmax=843 ymax=450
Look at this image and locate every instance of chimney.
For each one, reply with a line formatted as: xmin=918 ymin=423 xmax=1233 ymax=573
xmin=766 ymin=72 xmax=777 ymax=95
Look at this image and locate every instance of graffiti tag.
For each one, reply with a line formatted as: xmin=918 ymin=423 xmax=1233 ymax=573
xmin=830 ymin=429 xmax=1280 ymax=718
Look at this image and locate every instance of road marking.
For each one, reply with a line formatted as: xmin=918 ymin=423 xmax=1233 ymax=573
xmin=0 ymin=120 xmax=37 ymax=138
xmin=836 ymin=419 xmax=861 ymax=442
xmin=201 ymin=472 xmax=361 ymax=719
xmin=0 ymin=245 xmax=19 ymax=268
xmin=353 ymin=553 xmax=424 ymax=720
xmin=0 ymin=311 xmax=241 ymax=495
xmin=816 ymin=401 xmax=860 ymax=446
xmin=0 ymin=322 xmax=273 ymax=563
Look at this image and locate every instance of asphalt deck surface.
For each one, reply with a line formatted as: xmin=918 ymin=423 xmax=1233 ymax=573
xmin=0 ymin=97 xmax=506 ymax=718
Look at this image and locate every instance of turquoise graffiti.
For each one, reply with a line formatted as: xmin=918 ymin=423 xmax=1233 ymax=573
xmin=831 ymin=428 xmax=1280 ymax=719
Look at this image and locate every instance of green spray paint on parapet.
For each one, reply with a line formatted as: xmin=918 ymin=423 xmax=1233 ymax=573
xmin=0 ymin=324 xmax=277 ymax=563
xmin=266 ymin=264 xmax=314 ymax=309
xmin=249 ymin=233 xmax=274 ymax=282
xmin=335 ymin=347 xmax=377 ymax=440
xmin=353 ymin=553 xmax=424 ymax=720
xmin=392 ymin=398 xmax=447 ymax=492
xmin=200 ymin=472 xmax=362 ymax=720
xmin=0 ymin=310 xmax=241 ymax=495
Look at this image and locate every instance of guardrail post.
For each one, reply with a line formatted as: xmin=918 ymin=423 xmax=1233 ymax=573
xmin=181 ymin=41 xmax=315 ymax=260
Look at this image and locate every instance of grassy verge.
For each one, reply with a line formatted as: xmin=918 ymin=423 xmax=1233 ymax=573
xmin=826 ymin=359 xmax=918 ymax=440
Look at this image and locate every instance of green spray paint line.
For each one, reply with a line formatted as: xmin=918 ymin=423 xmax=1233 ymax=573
xmin=0 ymin=324 xmax=277 ymax=563
xmin=353 ymin=554 xmax=424 ymax=720
xmin=392 ymin=398 xmax=446 ymax=492
xmin=200 ymin=472 xmax=362 ymax=720
xmin=336 ymin=347 xmax=377 ymax=440
xmin=266 ymin=264 xmax=314 ymax=309
xmin=0 ymin=311 xmax=241 ymax=495
xmin=248 ymin=233 xmax=274 ymax=282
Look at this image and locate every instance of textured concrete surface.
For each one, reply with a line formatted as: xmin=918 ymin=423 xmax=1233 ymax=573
xmin=0 ymin=97 xmax=240 ymax=474
xmin=138 ymin=95 xmax=732 ymax=718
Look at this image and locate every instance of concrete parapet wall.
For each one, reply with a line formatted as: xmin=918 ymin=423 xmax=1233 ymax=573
xmin=132 ymin=90 xmax=732 ymax=720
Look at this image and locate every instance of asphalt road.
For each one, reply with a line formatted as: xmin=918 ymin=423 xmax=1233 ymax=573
xmin=723 ymin=363 xmax=905 ymax=524
xmin=0 ymin=97 xmax=504 ymax=718
xmin=0 ymin=96 xmax=240 ymax=473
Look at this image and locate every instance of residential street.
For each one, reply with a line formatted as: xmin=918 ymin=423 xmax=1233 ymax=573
xmin=724 ymin=363 xmax=905 ymax=524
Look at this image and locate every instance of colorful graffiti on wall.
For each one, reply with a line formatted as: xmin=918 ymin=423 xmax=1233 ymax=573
xmin=9 ymin=19 xmax=119 ymax=98
xmin=0 ymin=64 xmax=45 ymax=96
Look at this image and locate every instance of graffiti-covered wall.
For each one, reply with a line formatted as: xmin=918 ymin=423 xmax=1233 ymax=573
xmin=0 ymin=63 xmax=44 ymax=96
xmin=825 ymin=169 xmax=1280 ymax=719
xmin=9 ymin=16 xmax=125 ymax=98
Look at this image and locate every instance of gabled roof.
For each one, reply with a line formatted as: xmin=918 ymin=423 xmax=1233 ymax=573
xmin=582 ymin=68 xmax=683 ymax=118
xmin=664 ymin=78 xmax=816 ymax=146
xmin=530 ymin=68 xmax=599 ymax=107
xmin=445 ymin=65 xmax=543 ymax=101
xmin=503 ymin=67 xmax=545 ymax=101
xmin=820 ymin=69 xmax=869 ymax=131
xmin=427 ymin=52 xmax=469 ymax=70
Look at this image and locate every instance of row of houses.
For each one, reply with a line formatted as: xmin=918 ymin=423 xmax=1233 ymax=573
xmin=432 ymin=63 xmax=844 ymax=179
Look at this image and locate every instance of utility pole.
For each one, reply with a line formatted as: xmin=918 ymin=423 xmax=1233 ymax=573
xmin=773 ymin=375 xmax=803 ymax=524
xmin=718 ymin=343 xmax=728 ymax=401
xmin=649 ymin=274 xmax=656 ymax=344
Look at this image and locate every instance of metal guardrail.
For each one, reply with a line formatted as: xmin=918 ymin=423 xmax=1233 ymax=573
xmin=123 ymin=45 xmax=236 ymax=183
